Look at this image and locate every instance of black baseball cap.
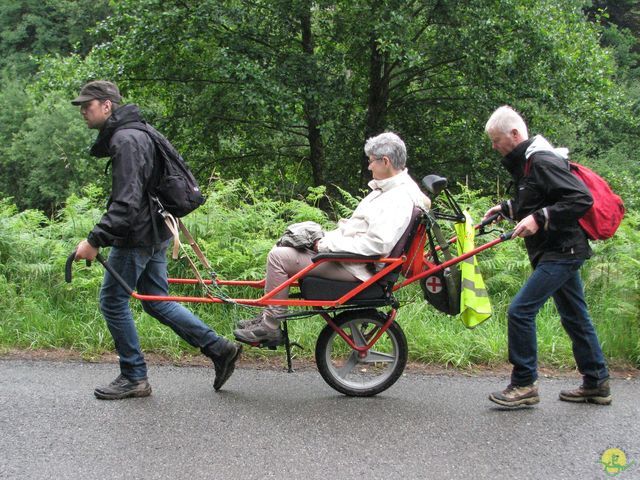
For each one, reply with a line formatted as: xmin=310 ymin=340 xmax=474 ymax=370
xmin=71 ymin=80 xmax=123 ymax=105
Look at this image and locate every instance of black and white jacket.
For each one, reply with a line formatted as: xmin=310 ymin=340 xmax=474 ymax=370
xmin=499 ymin=135 xmax=593 ymax=267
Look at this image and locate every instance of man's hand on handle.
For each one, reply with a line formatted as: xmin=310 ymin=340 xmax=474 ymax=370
xmin=512 ymin=214 xmax=539 ymax=238
xmin=482 ymin=205 xmax=503 ymax=222
xmin=74 ymin=240 xmax=98 ymax=262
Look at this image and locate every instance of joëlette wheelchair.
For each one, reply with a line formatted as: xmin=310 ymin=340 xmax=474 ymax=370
xmin=66 ymin=175 xmax=513 ymax=397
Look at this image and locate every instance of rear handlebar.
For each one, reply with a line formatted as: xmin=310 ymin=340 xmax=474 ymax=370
xmin=500 ymin=230 xmax=515 ymax=241
xmin=479 ymin=212 xmax=502 ymax=228
xmin=65 ymin=250 xmax=84 ymax=283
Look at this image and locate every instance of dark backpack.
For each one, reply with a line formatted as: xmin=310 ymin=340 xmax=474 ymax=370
xmin=525 ymin=154 xmax=624 ymax=240
xmin=114 ymin=122 xmax=206 ymax=217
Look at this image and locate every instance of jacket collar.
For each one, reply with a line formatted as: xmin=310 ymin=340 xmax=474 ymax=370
xmin=368 ymin=168 xmax=411 ymax=192
xmin=525 ymin=134 xmax=569 ymax=159
xmin=501 ymin=138 xmax=533 ymax=177
xmin=90 ymin=104 xmax=145 ymax=158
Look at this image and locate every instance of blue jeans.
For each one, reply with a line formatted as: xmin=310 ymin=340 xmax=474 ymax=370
xmin=99 ymin=240 xmax=223 ymax=380
xmin=508 ymin=259 xmax=609 ymax=387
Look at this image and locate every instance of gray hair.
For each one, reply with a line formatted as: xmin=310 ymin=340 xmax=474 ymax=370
xmin=485 ymin=105 xmax=529 ymax=139
xmin=364 ymin=132 xmax=407 ymax=170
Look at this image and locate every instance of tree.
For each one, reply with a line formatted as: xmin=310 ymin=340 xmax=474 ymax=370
xmin=0 ymin=0 xmax=111 ymax=76
xmin=3 ymin=0 xmax=634 ymax=212
xmin=0 ymin=85 xmax=102 ymax=213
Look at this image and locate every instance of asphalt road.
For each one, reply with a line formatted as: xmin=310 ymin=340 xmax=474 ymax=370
xmin=0 ymin=359 xmax=638 ymax=480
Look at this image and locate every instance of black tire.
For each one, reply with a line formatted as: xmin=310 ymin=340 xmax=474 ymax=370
xmin=315 ymin=309 xmax=408 ymax=397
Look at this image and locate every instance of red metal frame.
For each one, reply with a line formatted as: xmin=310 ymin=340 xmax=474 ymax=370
xmin=152 ymin=232 xmax=504 ymax=303
xmin=118 ymin=215 xmax=508 ymax=354
xmin=320 ymin=309 xmax=398 ymax=356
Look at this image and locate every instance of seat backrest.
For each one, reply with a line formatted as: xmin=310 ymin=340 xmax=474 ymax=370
xmin=380 ymin=206 xmax=424 ymax=284
xmin=388 ymin=206 xmax=423 ymax=258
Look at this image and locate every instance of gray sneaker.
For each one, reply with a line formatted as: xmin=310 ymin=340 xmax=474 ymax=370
xmin=94 ymin=374 xmax=152 ymax=400
xmin=236 ymin=313 xmax=265 ymax=330
xmin=559 ymin=380 xmax=611 ymax=405
xmin=489 ymin=382 xmax=539 ymax=408
xmin=234 ymin=321 xmax=283 ymax=346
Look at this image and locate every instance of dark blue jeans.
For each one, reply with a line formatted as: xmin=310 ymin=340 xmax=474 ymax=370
xmin=508 ymin=258 xmax=609 ymax=387
xmin=99 ymin=240 xmax=223 ymax=380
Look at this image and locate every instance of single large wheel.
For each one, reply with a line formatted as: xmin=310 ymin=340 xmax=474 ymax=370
xmin=315 ymin=309 xmax=408 ymax=397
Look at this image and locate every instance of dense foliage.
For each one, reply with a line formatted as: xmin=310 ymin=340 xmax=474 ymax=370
xmin=0 ymin=0 xmax=638 ymax=212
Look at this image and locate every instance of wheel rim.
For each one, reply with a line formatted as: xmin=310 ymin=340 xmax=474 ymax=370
xmin=322 ymin=317 xmax=400 ymax=392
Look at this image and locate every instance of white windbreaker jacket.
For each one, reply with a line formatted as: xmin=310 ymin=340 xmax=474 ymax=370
xmin=317 ymin=169 xmax=429 ymax=281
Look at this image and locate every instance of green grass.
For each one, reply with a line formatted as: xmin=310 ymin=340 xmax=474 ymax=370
xmin=1 ymin=266 xmax=637 ymax=370
xmin=0 ymin=182 xmax=638 ymax=370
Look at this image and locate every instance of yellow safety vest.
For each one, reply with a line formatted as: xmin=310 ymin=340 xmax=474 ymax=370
xmin=454 ymin=211 xmax=492 ymax=328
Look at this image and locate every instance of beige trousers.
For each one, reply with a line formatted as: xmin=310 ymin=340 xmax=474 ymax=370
xmin=262 ymin=245 xmax=359 ymax=328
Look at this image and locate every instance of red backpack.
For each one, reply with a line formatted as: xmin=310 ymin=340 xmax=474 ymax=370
xmin=525 ymin=155 xmax=625 ymax=240
xmin=569 ymin=162 xmax=625 ymax=240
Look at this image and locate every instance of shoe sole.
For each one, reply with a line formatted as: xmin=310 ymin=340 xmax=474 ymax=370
xmin=234 ymin=336 xmax=284 ymax=349
xmin=214 ymin=344 xmax=243 ymax=391
xmin=489 ymin=394 xmax=540 ymax=408
xmin=234 ymin=330 xmax=282 ymax=347
xmin=236 ymin=320 xmax=262 ymax=329
xmin=558 ymin=393 xmax=612 ymax=405
xmin=94 ymin=386 xmax=152 ymax=400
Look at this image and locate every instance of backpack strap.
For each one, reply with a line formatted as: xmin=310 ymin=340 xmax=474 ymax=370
xmin=160 ymin=209 xmax=181 ymax=259
xmin=112 ymin=122 xmax=166 ymax=246
xmin=524 ymin=154 xmax=533 ymax=176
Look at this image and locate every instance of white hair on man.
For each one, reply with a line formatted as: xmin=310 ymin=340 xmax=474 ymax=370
xmin=485 ymin=105 xmax=529 ymax=139
xmin=364 ymin=132 xmax=407 ymax=170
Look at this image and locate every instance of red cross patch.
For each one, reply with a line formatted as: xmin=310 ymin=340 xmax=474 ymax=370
xmin=425 ymin=275 xmax=443 ymax=294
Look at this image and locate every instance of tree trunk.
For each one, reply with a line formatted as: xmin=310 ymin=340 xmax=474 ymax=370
xmin=300 ymin=8 xmax=325 ymax=188
xmin=361 ymin=34 xmax=389 ymax=188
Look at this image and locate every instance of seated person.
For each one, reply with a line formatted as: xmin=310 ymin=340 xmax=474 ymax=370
xmin=234 ymin=132 xmax=430 ymax=345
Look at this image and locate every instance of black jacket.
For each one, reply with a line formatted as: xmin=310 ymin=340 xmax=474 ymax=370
xmin=87 ymin=105 xmax=171 ymax=248
xmin=500 ymin=136 xmax=593 ymax=266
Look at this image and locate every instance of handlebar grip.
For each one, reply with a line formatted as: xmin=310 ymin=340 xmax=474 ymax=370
xmin=480 ymin=212 xmax=501 ymax=228
xmin=65 ymin=251 xmax=94 ymax=283
xmin=65 ymin=250 xmax=77 ymax=283
xmin=500 ymin=230 xmax=515 ymax=241
xmin=64 ymin=252 xmax=132 ymax=295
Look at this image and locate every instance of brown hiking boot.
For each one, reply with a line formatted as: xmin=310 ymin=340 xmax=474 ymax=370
xmin=203 ymin=339 xmax=243 ymax=391
xmin=234 ymin=320 xmax=283 ymax=347
xmin=489 ymin=382 xmax=539 ymax=408
xmin=559 ymin=380 xmax=611 ymax=405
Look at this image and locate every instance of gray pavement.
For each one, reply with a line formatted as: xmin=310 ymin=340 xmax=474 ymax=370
xmin=0 ymin=359 xmax=638 ymax=480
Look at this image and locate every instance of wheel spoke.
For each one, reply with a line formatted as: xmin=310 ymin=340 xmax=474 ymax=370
xmin=361 ymin=350 xmax=395 ymax=364
xmin=337 ymin=352 xmax=360 ymax=377
xmin=363 ymin=326 xmax=380 ymax=342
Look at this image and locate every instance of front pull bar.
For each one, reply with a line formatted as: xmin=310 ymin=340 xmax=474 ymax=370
xmin=65 ymin=250 xmax=134 ymax=295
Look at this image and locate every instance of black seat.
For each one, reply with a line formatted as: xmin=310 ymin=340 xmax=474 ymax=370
xmin=299 ymin=207 xmax=423 ymax=303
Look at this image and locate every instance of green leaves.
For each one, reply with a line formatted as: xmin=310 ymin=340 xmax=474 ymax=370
xmin=0 ymin=0 xmax=638 ymax=235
